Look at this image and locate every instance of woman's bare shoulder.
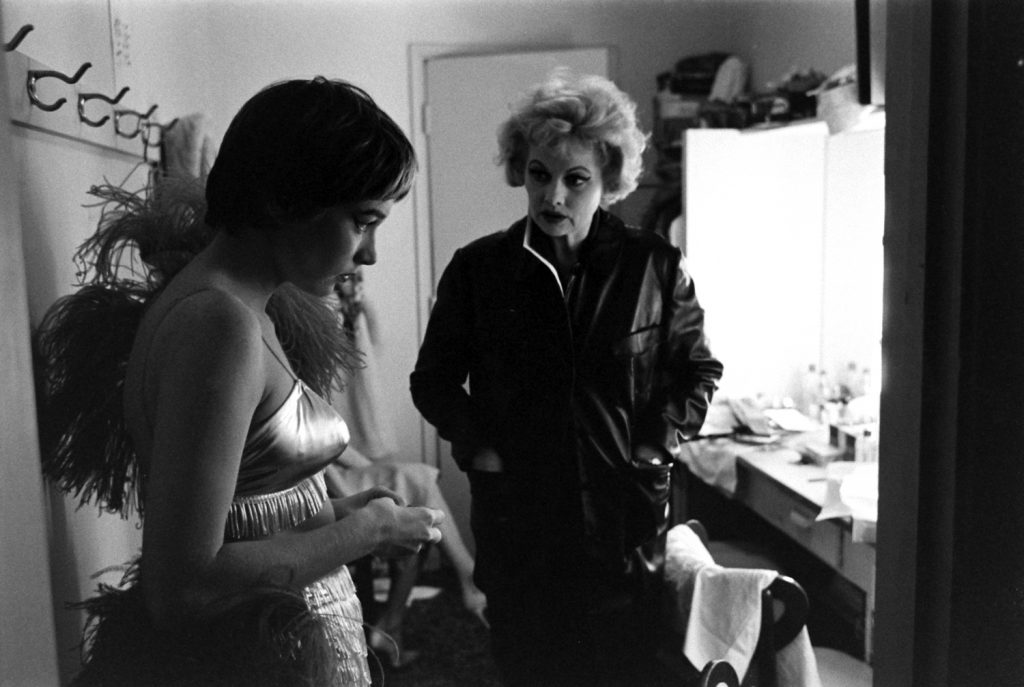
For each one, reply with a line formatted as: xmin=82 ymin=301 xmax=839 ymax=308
xmin=159 ymin=287 xmax=260 ymax=334
xmin=125 ymin=283 xmax=269 ymax=451
xmin=137 ymin=285 xmax=266 ymax=384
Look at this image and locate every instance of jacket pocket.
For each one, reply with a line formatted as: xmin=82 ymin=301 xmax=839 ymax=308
xmin=610 ymin=325 xmax=661 ymax=411
xmin=610 ymin=324 xmax=660 ymax=357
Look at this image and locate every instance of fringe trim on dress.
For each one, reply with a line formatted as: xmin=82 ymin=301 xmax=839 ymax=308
xmin=226 ymin=471 xmax=327 ymax=541
xmin=304 ymin=566 xmax=371 ymax=687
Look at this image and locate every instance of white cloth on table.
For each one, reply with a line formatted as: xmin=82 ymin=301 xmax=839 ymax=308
xmin=815 ymin=461 xmax=878 ymax=544
xmin=664 ymin=524 xmax=823 ymax=687
xmin=677 ymin=437 xmax=741 ymax=493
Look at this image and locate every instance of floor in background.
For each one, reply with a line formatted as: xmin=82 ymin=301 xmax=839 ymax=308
xmin=367 ymin=565 xmax=501 ymax=687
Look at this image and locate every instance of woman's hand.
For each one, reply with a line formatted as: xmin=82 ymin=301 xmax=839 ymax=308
xmin=362 ymin=497 xmax=445 ymax=559
xmin=633 ymin=443 xmax=670 ymax=467
xmin=333 ymin=486 xmax=405 ymax=519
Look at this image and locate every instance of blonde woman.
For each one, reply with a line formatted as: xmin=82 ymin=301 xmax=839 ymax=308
xmin=412 ymin=72 xmax=723 ymax=686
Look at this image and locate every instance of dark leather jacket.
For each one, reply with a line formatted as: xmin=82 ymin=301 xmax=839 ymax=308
xmin=411 ymin=209 xmax=723 ymax=567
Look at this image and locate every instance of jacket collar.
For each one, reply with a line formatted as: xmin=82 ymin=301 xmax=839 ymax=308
xmin=508 ymin=208 xmax=625 ymax=282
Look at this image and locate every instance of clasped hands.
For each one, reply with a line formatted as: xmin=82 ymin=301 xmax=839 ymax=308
xmin=337 ymin=486 xmax=445 ymax=558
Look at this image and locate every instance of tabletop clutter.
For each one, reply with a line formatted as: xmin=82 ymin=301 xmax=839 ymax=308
xmin=677 ymin=360 xmax=881 ymax=541
xmin=796 ymin=360 xmax=879 ymax=466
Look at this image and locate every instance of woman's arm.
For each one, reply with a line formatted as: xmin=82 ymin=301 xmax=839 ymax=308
xmin=634 ymin=251 xmax=724 ymax=456
xmin=139 ymin=291 xmax=440 ymax=627
xmin=410 ymin=250 xmax=485 ymax=471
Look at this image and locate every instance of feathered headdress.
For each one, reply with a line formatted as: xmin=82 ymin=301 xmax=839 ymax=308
xmin=33 ymin=173 xmax=360 ymax=518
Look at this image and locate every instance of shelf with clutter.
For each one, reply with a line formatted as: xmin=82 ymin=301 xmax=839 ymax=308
xmin=642 ymin=52 xmax=882 ymax=248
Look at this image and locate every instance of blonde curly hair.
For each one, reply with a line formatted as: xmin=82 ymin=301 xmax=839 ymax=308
xmin=496 ymin=70 xmax=648 ymax=205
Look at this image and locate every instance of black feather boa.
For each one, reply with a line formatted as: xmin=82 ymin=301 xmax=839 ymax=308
xmin=33 ymin=174 xmax=361 ymax=518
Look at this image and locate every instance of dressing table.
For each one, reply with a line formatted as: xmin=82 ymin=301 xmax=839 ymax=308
xmin=673 ymin=430 xmax=876 ymax=662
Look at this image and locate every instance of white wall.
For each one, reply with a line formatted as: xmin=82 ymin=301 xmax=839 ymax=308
xmin=718 ymin=0 xmax=857 ymax=91
xmin=12 ymin=129 xmax=146 ymax=685
xmin=3 ymin=2 xmax=153 ymax=682
xmin=0 ymin=13 xmax=61 ymax=686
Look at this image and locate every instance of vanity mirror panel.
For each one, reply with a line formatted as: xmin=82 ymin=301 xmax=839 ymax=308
xmin=683 ymin=118 xmax=884 ymax=407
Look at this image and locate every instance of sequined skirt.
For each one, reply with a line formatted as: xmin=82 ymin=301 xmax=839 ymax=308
xmin=229 ymin=472 xmax=370 ymax=686
xmin=305 ymin=565 xmax=370 ymax=687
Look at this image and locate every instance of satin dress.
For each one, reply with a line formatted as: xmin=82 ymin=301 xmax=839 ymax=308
xmin=224 ymin=341 xmax=370 ymax=686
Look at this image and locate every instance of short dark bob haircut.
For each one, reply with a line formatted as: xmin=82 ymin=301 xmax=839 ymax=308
xmin=205 ymin=77 xmax=416 ymax=232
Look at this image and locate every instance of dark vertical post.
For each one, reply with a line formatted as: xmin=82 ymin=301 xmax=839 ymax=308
xmin=950 ymin=0 xmax=1024 ymax=682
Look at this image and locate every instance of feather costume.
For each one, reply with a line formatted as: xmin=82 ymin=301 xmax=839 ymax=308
xmin=34 ymin=174 xmax=367 ymax=686
xmin=33 ymin=175 xmax=361 ymax=519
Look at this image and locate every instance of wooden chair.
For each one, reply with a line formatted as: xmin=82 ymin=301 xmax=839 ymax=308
xmin=700 ymin=660 xmax=741 ymax=687
xmin=663 ymin=520 xmax=811 ymax=687
xmin=685 ymin=520 xmax=872 ymax=687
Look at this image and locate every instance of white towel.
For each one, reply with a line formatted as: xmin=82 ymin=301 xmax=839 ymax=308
xmin=665 ymin=524 xmax=716 ymax=633
xmin=778 ymin=630 xmax=823 ymax=687
xmin=664 ymin=525 xmax=823 ymax=686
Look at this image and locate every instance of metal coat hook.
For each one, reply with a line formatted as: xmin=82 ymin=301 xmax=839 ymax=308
xmin=114 ymin=104 xmax=157 ymax=139
xmin=4 ymin=24 xmax=33 ymax=52
xmin=27 ymin=62 xmax=92 ymax=112
xmin=141 ymin=116 xmax=177 ymax=148
xmin=140 ymin=117 xmax=177 ymax=163
xmin=77 ymin=86 xmax=130 ymax=127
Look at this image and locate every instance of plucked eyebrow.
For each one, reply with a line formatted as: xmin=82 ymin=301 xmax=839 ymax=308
xmin=526 ymin=161 xmax=591 ymax=176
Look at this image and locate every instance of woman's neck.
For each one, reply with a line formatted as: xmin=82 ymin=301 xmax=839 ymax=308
xmin=529 ymin=215 xmax=594 ymax=284
xmin=549 ymin=237 xmax=578 ymax=273
xmin=194 ymin=230 xmax=280 ymax=311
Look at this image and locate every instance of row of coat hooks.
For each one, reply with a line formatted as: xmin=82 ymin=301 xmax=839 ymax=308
xmin=4 ymin=23 xmax=176 ymax=158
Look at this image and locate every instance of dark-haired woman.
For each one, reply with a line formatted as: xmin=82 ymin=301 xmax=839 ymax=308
xmin=50 ymin=77 xmax=442 ymax=686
